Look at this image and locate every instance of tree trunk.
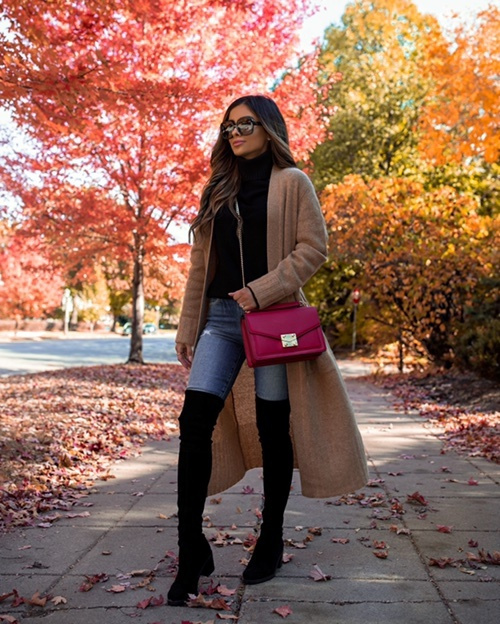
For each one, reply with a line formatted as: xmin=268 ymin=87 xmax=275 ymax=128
xmin=398 ymin=330 xmax=404 ymax=373
xmin=128 ymin=236 xmax=145 ymax=363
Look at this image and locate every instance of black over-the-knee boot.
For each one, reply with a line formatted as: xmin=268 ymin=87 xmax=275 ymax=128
xmin=242 ymin=396 xmax=293 ymax=584
xmin=167 ymin=389 xmax=224 ymax=606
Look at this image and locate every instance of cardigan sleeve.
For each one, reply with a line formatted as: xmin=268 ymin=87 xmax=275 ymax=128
xmin=175 ymin=231 xmax=207 ymax=346
xmin=247 ymin=170 xmax=328 ymax=309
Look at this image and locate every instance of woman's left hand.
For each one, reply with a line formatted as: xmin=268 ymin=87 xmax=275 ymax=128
xmin=228 ymin=287 xmax=257 ymax=313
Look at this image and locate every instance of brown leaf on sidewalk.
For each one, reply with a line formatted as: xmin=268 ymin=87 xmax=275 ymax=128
xmin=187 ymin=594 xmax=231 ymax=610
xmin=308 ymin=526 xmax=322 ymax=536
xmin=468 ymin=549 xmax=500 ymax=566
xmin=272 ymin=605 xmax=293 ymax=618
xmin=429 ymin=557 xmax=458 ymax=568
xmin=407 ymin=491 xmax=429 ymax=506
xmin=436 ymin=525 xmax=453 ymax=533
xmin=373 ymin=550 xmax=389 ymax=559
xmin=106 ymin=585 xmax=127 ymax=593
xmin=26 ymin=591 xmax=48 ymax=607
xmin=216 ymin=585 xmax=236 ymax=597
xmin=389 ymin=525 xmax=411 ymax=535
xmin=0 ymin=615 xmax=19 ymax=623
xmin=135 ymin=594 xmax=164 ymax=609
xmin=79 ymin=573 xmax=109 ymax=592
xmin=308 ymin=564 xmax=332 ymax=581
xmin=50 ymin=596 xmax=67 ymax=605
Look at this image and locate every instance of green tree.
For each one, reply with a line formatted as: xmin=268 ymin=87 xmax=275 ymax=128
xmin=311 ymin=0 xmax=435 ymax=190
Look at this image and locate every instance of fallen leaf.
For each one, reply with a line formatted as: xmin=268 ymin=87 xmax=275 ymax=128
xmin=216 ymin=585 xmax=236 ymax=597
xmin=0 ymin=592 xmax=16 ymax=604
xmin=129 ymin=569 xmax=152 ymax=577
xmin=468 ymin=478 xmax=479 ymax=486
xmin=135 ymin=594 xmax=164 ymax=609
xmin=331 ymin=538 xmax=350 ymax=544
xmin=407 ymin=491 xmax=429 ymax=506
xmin=429 ymin=557 xmax=457 ymax=568
xmin=273 ymin=605 xmax=293 ymax=618
xmin=79 ymin=573 xmax=109 ymax=592
xmin=187 ymin=594 xmax=231 ymax=610
xmin=373 ymin=550 xmax=389 ymax=559
xmin=106 ymin=585 xmax=127 ymax=593
xmin=308 ymin=564 xmax=331 ymax=582
xmin=50 ymin=596 xmax=67 ymax=605
xmin=242 ymin=486 xmax=254 ymax=494
xmin=389 ymin=525 xmax=411 ymax=535
xmin=0 ymin=616 xmax=18 ymax=623
xmin=27 ymin=591 xmax=47 ymax=607
xmin=436 ymin=525 xmax=453 ymax=533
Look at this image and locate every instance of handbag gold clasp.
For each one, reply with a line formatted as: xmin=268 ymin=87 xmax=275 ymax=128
xmin=281 ymin=333 xmax=298 ymax=348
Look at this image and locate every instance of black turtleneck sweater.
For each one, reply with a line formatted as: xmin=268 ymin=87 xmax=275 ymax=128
xmin=207 ymin=150 xmax=272 ymax=300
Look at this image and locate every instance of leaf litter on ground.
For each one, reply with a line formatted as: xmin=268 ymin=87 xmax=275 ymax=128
xmin=0 ymin=364 xmax=188 ymax=532
xmin=366 ymin=369 xmax=499 ymax=463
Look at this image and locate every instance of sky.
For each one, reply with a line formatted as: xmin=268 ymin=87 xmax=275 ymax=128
xmin=299 ymin=0 xmax=499 ymax=47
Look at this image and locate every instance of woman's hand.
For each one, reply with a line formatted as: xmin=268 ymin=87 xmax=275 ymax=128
xmin=229 ymin=287 xmax=258 ymax=312
xmin=175 ymin=342 xmax=193 ymax=369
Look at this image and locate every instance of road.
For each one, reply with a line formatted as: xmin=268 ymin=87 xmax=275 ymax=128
xmin=0 ymin=331 xmax=374 ymax=377
xmin=0 ymin=332 xmax=178 ymax=377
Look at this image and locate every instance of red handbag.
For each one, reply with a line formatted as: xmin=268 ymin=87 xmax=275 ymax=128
xmin=235 ymin=200 xmax=326 ymax=368
xmin=241 ymin=301 xmax=327 ymax=368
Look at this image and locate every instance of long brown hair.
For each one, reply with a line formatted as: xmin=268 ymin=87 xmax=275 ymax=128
xmin=190 ymin=95 xmax=296 ymax=238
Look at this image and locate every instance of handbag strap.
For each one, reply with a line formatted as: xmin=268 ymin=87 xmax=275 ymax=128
xmin=235 ymin=200 xmax=246 ymax=288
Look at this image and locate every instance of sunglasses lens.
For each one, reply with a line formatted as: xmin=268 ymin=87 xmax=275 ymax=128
xmin=238 ymin=121 xmax=254 ymax=135
xmin=221 ymin=123 xmax=234 ymax=139
xmin=220 ymin=118 xmax=259 ymax=139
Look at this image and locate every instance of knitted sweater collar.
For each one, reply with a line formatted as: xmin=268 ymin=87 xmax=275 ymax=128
xmin=236 ymin=149 xmax=273 ymax=182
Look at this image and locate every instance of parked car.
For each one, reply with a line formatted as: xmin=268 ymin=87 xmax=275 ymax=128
xmin=121 ymin=322 xmax=157 ymax=335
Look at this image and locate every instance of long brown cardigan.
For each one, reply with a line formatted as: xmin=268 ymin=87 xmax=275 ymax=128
xmin=176 ymin=165 xmax=368 ymax=498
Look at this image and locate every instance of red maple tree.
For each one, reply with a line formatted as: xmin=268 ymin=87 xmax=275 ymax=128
xmin=0 ymin=0 xmax=332 ymax=362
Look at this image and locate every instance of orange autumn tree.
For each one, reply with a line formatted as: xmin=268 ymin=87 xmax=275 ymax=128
xmin=419 ymin=5 xmax=500 ymax=168
xmin=0 ymin=0 xmax=331 ymax=362
xmin=321 ymin=175 xmax=497 ymax=366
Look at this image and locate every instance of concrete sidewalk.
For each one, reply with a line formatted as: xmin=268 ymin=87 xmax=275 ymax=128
xmin=1 ymin=378 xmax=498 ymax=623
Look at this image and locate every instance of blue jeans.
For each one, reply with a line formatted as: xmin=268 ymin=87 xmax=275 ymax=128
xmin=187 ymin=298 xmax=289 ymax=402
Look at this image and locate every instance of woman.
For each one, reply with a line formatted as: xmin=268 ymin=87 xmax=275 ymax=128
xmin=168 ymin=94 xmax=368 ymax=606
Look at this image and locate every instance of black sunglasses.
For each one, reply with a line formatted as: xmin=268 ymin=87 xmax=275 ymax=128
xmin=220 ymin=116 xmax=263 ymax=140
